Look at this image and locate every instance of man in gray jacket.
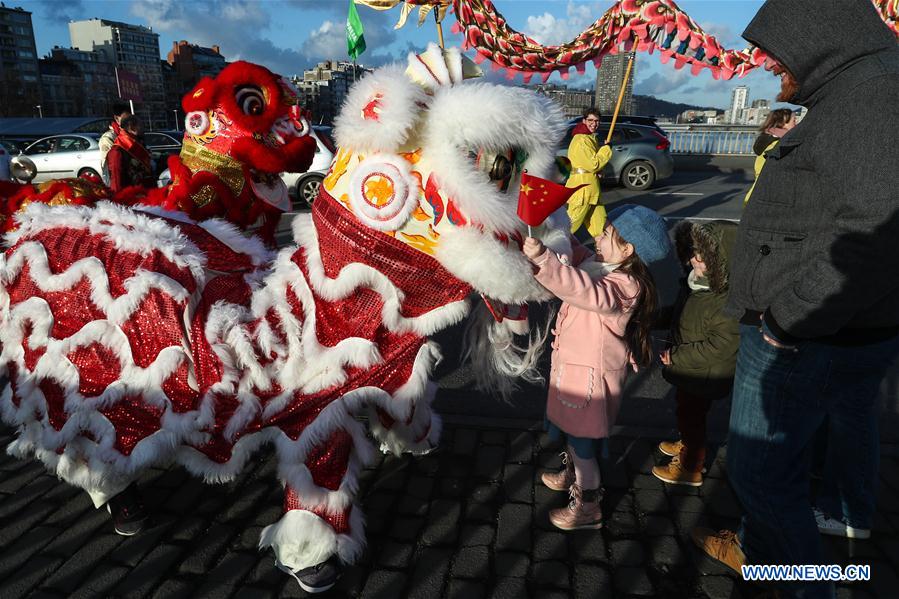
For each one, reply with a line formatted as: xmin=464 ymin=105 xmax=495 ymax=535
xmin=691 ymin=1 xmax=899 ymax=597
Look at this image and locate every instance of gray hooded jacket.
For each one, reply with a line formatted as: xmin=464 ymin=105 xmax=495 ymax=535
xmin=726 ymin=0 xmax=899 ymax=341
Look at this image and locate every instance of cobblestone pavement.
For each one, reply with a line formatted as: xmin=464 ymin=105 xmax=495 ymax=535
xmin=1 ymin=421 xmax=897 ymax=599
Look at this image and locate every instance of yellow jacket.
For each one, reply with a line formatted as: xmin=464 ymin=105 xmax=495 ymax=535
xmin=744 ymin=139 xmax=779 ymax=206
xmin=566 ymin=133 xmax=613 ymax=236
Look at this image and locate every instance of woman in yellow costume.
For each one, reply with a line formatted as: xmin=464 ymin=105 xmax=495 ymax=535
xmin=566 ymin=108 xmax=613 ymax=236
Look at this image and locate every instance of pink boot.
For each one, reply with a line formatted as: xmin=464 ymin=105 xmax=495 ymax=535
xmin=540 ymin=451 xmax=575 ymax=491
xmin=549 ymin=484 xmax=603 ymax=530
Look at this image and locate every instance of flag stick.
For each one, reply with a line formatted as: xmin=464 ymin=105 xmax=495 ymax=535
xmin=605 ymin=53 xmax=635 ymax=145
xmin=434 ymin=7 xmax=445 ymax=49
xmin=527 ymin=225 xmax=532 ymax=237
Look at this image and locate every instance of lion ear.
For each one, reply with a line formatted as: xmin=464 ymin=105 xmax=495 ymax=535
xmin=333 ymin=65 xmax=429 ymax=153
xmin=183 ymin=76 xmax=217 ymax=112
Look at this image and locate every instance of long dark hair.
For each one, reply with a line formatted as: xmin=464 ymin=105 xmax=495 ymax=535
xmin=612 ymin=228 xmax=658 ymax=367
xmin=758 ymin=108 xmax=793 ymax=132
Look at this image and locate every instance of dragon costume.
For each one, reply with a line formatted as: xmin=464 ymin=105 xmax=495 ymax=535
xmin=0 ymin=45 xmax=571 ymax=586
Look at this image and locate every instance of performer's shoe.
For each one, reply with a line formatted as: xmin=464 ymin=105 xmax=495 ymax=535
xmin=106 ymin=483 xmax=148 ymax=536
xmin=280 ymin=555 xmax=343 ymax=594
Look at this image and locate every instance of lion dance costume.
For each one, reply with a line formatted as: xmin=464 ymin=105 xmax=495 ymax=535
xmin=0 ymin=45 xmax=571 ymax=588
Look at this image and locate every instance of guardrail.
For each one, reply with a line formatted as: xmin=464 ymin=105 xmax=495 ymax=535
xmin=662 ymin=125 xmax=759 ymax=156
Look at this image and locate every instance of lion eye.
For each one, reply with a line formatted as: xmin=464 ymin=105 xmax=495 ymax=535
xmin=235 ymin=86 xmax=266 ymax=116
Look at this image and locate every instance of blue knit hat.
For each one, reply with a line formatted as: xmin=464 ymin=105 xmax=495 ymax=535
xmin=607 ymin=204 xmax=671 ymax=265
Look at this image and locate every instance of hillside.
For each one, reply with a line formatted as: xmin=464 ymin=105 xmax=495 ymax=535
xmin=633 ymin=95 xmax=722 ymax=118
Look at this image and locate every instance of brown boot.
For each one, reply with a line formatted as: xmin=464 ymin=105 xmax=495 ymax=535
xmin=549 ymin=484 xmax=603 ymax=530
xmin=691 ymin=527 xmax=746 ymax=575
xmin=652 ymin=455 xmax=703 ymax=487
xmin=541 ymin=451 xmax=575 ymax=492
xmin=658 ymin=439 xmax=683 ymax=457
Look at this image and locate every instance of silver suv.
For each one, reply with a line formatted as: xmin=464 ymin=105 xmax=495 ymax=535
xmin=560 ymin=121 xmax=674 ymax=191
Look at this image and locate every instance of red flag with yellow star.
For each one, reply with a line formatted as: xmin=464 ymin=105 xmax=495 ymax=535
xmin=516 ymin=172 xmax=586 ymax=227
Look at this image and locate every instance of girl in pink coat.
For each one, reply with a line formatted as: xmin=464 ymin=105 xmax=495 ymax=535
xmin=523 ymin=204 xmax=671 ymax=531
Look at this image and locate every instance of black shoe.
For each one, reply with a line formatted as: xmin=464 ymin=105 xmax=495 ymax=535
xmin=280 ymin=555 xmax=342 ymax=594
xmin=106 ymin=483 xmax=148 ymax=536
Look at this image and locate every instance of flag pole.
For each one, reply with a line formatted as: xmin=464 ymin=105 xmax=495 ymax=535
xmin=605 ymin=52 xmax=635 ymax=145
xmin=434 ymin=7 xmax=445 ymax=49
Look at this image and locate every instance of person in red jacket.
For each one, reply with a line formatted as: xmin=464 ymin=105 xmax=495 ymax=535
xmin=106 ymin=115 xmax=154 ymax=193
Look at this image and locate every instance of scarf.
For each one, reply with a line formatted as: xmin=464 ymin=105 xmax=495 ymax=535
xmin=113 ymin=129 xmax=152 ymax=172
xmin=570 ymin=122 xmax=593 ymax=137
xmin=579 ymin=258 xmax=620 ymax=280
xmin=687 ymin=268 xmax=710 ymax=291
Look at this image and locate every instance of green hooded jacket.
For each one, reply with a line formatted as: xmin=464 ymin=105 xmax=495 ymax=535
xmin=663 ymin=221 xmax=740 ymax=400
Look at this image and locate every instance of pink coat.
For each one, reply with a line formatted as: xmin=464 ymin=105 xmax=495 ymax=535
xmin=532 ymin=245 xmax=640 ymax=439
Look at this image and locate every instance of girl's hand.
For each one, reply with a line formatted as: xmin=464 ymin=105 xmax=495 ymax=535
xmin=522 ymin=237 xmax=546 ymax=261
xmin=659 ymin=349 xmax=671 ymax=365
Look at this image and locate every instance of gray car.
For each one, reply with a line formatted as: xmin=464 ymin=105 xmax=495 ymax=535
xmin=560 ymin=122 xmax=674 ymax=191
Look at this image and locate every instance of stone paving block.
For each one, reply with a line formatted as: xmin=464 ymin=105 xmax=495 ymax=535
xmin=532 ymin=559 xmax=571 ymax=589
xmin=378 ymin=541 xmax=415 ymax=569
xmin=177 ymin=522 xmax=236 ymax=575
xmin=649 ymin=535 xmax=688 ymax=567
xmin=169 ymin=516 xmax=208 ymax=543
xmin=0 ymin=524 xmax=60 ymax=581
xmin=474 ymin=446 xmax=506 ymax=481
xmin=68 ymin=565 xmax=130 ymax=599
xmin=246 ymin=555 xmax=285 ymax=588
xmin=869 ymin=561 xmax=899 ymax=599
xmin=407 ymin=475 xmax=435 ymax=500
xmin=250 ymin=503 xmax=284 ymax=529
xmin=669 ymin=494 xmax=707 ymax=513
xmin=114 ymin=543 xmax=185 ymax=596
xmin=0 ymin=474 xmax=57 ymax=519
xmin=388 ymin=516 xmax=424 ymax=542
xmin=0 ymin=554 xmax=63 ymax=599
xmin=502 ymin=464 xmax=534 ymax=504
xmin=232 ymin=586 xmax=277 ymax=599
xmin=441 ymin=454 xmax=474 ymax=478
xmin=40 ymin=506 xmax=109 ymax=558
xmin=111 ymin=520 xmax=175 ymax=568
xmin=459 ymin=524 xmax=495 ymax=547
xmin=698 ymin=574 xmax=739 ymax=599
xmin=41 ymin=533 xmax=122 ymax=593
xmin=451 ymin=545 xmax=489 ymax=578
xmin=408 ymin=547 xmax=452 ymax=599
xmin=193 ymin=552 xmax=258 ymax=596
xmin=605 ymin=509 xmax=640 ymax=537
xmin=361 ymin=569 xmax=408 ymax=598
xmin=412 ymin=455 xmax=440 ymax=477
xmin=614 ymin=566 xmax=655 ymax=596
xmin=537 ymin=450 xmax=563 ymax=469
xmin=234 ymin=525 xmax=264 ymax=553
xmin=641 ymin=514 xmax=678 ymax=537
xmin=675 ymin=510 xmax=711 ymax=539
xmin=534 ymin=530 xmax=568 ymax=561
xmin=570 ymin=529 xmax=607 ymax=563
xmin=574 ymin=563 xmax=612 ymax=599
xmin=600 ymin=461 xmax=630 ymax=489
xmin=216 ymin=481 xmax=269 ymax=524
xmin=494 ymin=551 xmax=530 ymax=578
xmin=453 ymin=429 xmax=478 ymax=456
xmin=396 ymin=494 xmax=430 ymax=517
xmin=41 ymin=492 xmax=93 ymax=529
xmin=447 ymin=579 xmax=487 ymax=599
xmin=496 ymin=503 xmax=532 ymax=551
xmin=439 ymin=477 xmax=466 ymax=498
xmin=149 ymin=577 xmax=196 ymax=599
xmin=0 ymin=497 xmax=58 ymax=547
xmin=490 ymin=576 xmax=528 ymax=599
xmin=635 ymin=489 xmax=670 ymax=514
xmin=466 ymin=501 xmax=496 ymax=523
xmin=421 ymin=499 xmax=461 ymax=546
xmin=508 ymin=431 xmax=534 ymax=463
xmin=611 ymin=539 xmax=647 ymax=566
xmin=632 ymin=473 xmax=665 ymax=490
xmin=0 ymin=461 xmax=46 ymax=493
xmin=365 ymin=490 xmax=398 ymax=517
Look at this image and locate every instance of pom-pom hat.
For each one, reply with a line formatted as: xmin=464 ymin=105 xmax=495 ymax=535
xmin=607 ymin=204 xmax=672 ymax=265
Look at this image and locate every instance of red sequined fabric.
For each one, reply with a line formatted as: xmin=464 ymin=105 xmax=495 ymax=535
xmin=284 ymin=486 xmax=352 ymax=535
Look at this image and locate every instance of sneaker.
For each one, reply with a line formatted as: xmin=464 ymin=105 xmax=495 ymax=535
xmin=813 ymin=508 xmax=871 ymax=540
xmin=652 ymin=456 xmax=703 ymax=487
xmin=658 ymin=439 xmax=683 ymax=457
xmin=549 ymin=484 xmax=603 ymax=531
xmin=691 ymin=527 xmax=746 ymax=575
xmin=105 ymin=483 xmax=148 ymax=536
xmin=279 ymin=555 xmax=343 ymax=594
xmin=541 ymin=451 xmax=575 ymax=491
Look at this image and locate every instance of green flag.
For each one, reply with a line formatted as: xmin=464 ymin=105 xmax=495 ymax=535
xmin=347 ymin=0 xmax=366 ymax=60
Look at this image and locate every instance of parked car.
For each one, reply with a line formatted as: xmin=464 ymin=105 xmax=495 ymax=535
xmin=15 ymin=134 xmax=103 ymax=183
xmin=280 ymin=126 xmax=336 ymax=209
xmin=559 ymin=122 xmax=673 ymax=191
xmin=144 ymin=130 xmax=183 ymax=177
xmin=0 ymin=138 xmax=29 ymax=156
xmin=0 ymin=143 xmax=11 ymax=181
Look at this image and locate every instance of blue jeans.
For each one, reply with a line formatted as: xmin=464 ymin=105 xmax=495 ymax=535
xmin=727 ymin=324 xmax=899 ymax=599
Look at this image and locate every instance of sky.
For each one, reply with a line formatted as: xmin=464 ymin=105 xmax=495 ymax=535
xmin=18 ymin=0 xmax=786 ymax=109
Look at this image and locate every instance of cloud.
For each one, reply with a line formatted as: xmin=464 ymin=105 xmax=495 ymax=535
xmin=699 ymin=21 xmax=743 ymax=49
xmin=634 ymin=68 xmax=692 ymax=95
xmin=35 ymin=0 xmax=85 ymax=24
xmin=524 ymin=1 xmax=604 ymax=46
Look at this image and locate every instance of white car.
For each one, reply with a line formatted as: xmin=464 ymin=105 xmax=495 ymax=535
xmin=17 ymin=134 xmax=104 ymax=183
xmin=0 ymin=143 xmax=11 ymax=181
xmin=280 ymin=126 xmax=336 ymax=209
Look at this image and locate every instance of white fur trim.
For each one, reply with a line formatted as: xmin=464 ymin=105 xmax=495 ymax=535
xmin=435 ymin=227 xmax=553 ymax=303
xmin=259 ymin=504 xmax=366 ymax=571
xmin=332 ymin=65 xmax=428 ymax=154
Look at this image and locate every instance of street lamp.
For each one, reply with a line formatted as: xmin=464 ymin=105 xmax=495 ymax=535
xmin=36 ymin=105 xmax=43 ymax=118
xmin=173 ymin=109 xmax=180 ymax=131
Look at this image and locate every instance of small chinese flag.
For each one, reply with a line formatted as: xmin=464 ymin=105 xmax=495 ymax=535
xmin=516 ymin=171 xmax=586 ymax=227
